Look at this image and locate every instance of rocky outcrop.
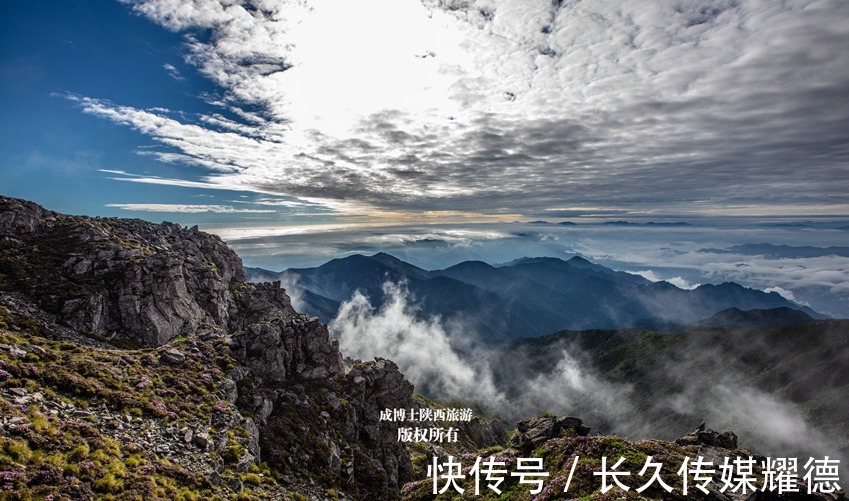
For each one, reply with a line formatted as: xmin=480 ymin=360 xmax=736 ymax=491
xmin=0 ymin=197 xmax=44 ymax=235
xmin=676 ymin=422 xmax=738 ymax=449
xmin=241 ymin=356 xmax=416 ymax=499
xmin=0 ymin=196 xmax=418 ymax=499
xmin=228 ymin=282 xmax=343 ymax=384
xmin=454 ymin=415 xmax=510 ymax=451
xmin=0 ymin=196 xmax=243 ymax=347
xmin=342 ymin=358 xmax=416 ymax=497
xmin=509 ymin=414 xmax=590 ymax=454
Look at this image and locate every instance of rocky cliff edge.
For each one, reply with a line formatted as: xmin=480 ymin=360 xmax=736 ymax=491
xmin=0 ymin=195 xmax=415 ymax=500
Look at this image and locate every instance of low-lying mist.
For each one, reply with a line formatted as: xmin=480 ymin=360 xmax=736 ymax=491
xmin=331 ymin=281 xmax=504 ymax=405
xmin=329 ymin=281 xmax=846 ymax=464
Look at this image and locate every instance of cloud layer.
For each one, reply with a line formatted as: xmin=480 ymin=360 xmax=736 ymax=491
xmin=329 ymin=280 xmax=843 ymax=461
xmin=105 ymin=203 xmax=275 ymax=213
xmin=329 ymin=281 xmax=633 ymax=421
xmin=76 ymin=0 xmax=848 ymax=218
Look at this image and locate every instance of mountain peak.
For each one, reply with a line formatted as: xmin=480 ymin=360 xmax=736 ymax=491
xmin=500 ymin=256 xmax=567 ymax=267
xmin=371 ymin=251 xmax=401 ymax=260
xmin=566 ymin=255 xmax=593 ymax=266
xmin=444 ymin=260 xmax=496 ymax=271
xmin=368 ymin=252 xmax=428 ymax=277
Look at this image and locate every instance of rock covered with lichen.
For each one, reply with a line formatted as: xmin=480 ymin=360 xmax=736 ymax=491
xmin=509 ymin=414 xmax=590 ymax=454
xmin=0 ymin=195 xmax=243 ymax=347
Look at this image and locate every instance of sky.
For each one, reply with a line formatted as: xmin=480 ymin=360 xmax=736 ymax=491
xmin=1 ymin=0 xmax=848 ymax=314
xmin=2 ymin=0 xmax=848 ymax=222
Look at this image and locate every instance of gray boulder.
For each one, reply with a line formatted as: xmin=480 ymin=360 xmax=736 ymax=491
xmin=510 ymin=415 xmax=590 ymax=453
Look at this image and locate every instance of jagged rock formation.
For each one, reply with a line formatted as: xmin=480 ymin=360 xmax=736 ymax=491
xmin=0 ymin=195 xmax=416 ymax=499
xmin=509 ymin=414 xmax=590 ymax=454
xmin=0 ymin=196 xmax=242 ymax=347
xmin=676 ymin=423 xmax=738 ymax=450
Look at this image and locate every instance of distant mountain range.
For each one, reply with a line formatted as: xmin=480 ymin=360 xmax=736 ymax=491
xmin=699 ymin=242 xmax=849 ymax=258
xmin=526 ymin=220 xmax=693 ymax=226
xmin=246 ymin=253 xmax=823 ymax=340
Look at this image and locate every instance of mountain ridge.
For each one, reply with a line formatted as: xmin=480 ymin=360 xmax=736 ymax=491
xmin=246 ymin=252 xmax=823 ymax=339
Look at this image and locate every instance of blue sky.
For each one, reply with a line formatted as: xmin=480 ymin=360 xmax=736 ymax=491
xmin=1 ymin=0 xmax=317 ymax=225
xmin=1 ymin=2 xmax=198 ymax=213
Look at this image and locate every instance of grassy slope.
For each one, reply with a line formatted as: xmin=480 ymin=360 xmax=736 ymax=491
xmin=0 ymin=306 xmax=298 ymax=500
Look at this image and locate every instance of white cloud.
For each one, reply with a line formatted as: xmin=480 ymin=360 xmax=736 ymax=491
xmin=229 ymin=197 xmax=317 ymax=208
xmin=108 ymin=175 xmax=231 ymax=189
xmin=330 ymin=281 xmax=506 ymax=404
xmin=633 ymin=270 xmax=699 ymax=290
xmin=80 ymin=0 xmax=849 ymax=217
xmin=277 ymin=272 xmax=308 ymax=313
xmin=212 ymin=223 xmax=362 ymax=241
xmin=162 ymin=63 xmax=185 ymax=81
xmin=105 ymin=203 xmax=276 ymax=213
xmin=666 ymin=276 xmax=699 ymax=290
xmin=329 ymin=280 xmax=638 ymax=421
xmin=764 ymin=286 xmax=809 ymax=306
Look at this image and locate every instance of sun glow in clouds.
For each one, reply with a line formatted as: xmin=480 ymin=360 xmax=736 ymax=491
xmin=280 ymin=0 xmax=468 ymax=136
xmin=77 ymin=0 xmax=849 ymax=219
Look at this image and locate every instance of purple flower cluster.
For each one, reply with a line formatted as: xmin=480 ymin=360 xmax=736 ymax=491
xmin=135 ymin=376 xmax=151 ymax=389
xmin=31 ymin=464 xmax=65 ymax=486
xmin=534 ymin=474 xmax=569 ymax=501
xmin=0 ymin=466 xmax=27 ymax=490
xmin=157 ymin=388 xmax=177 ymax=398
xmin=402 ymin=480 xmax=424 ymax=492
